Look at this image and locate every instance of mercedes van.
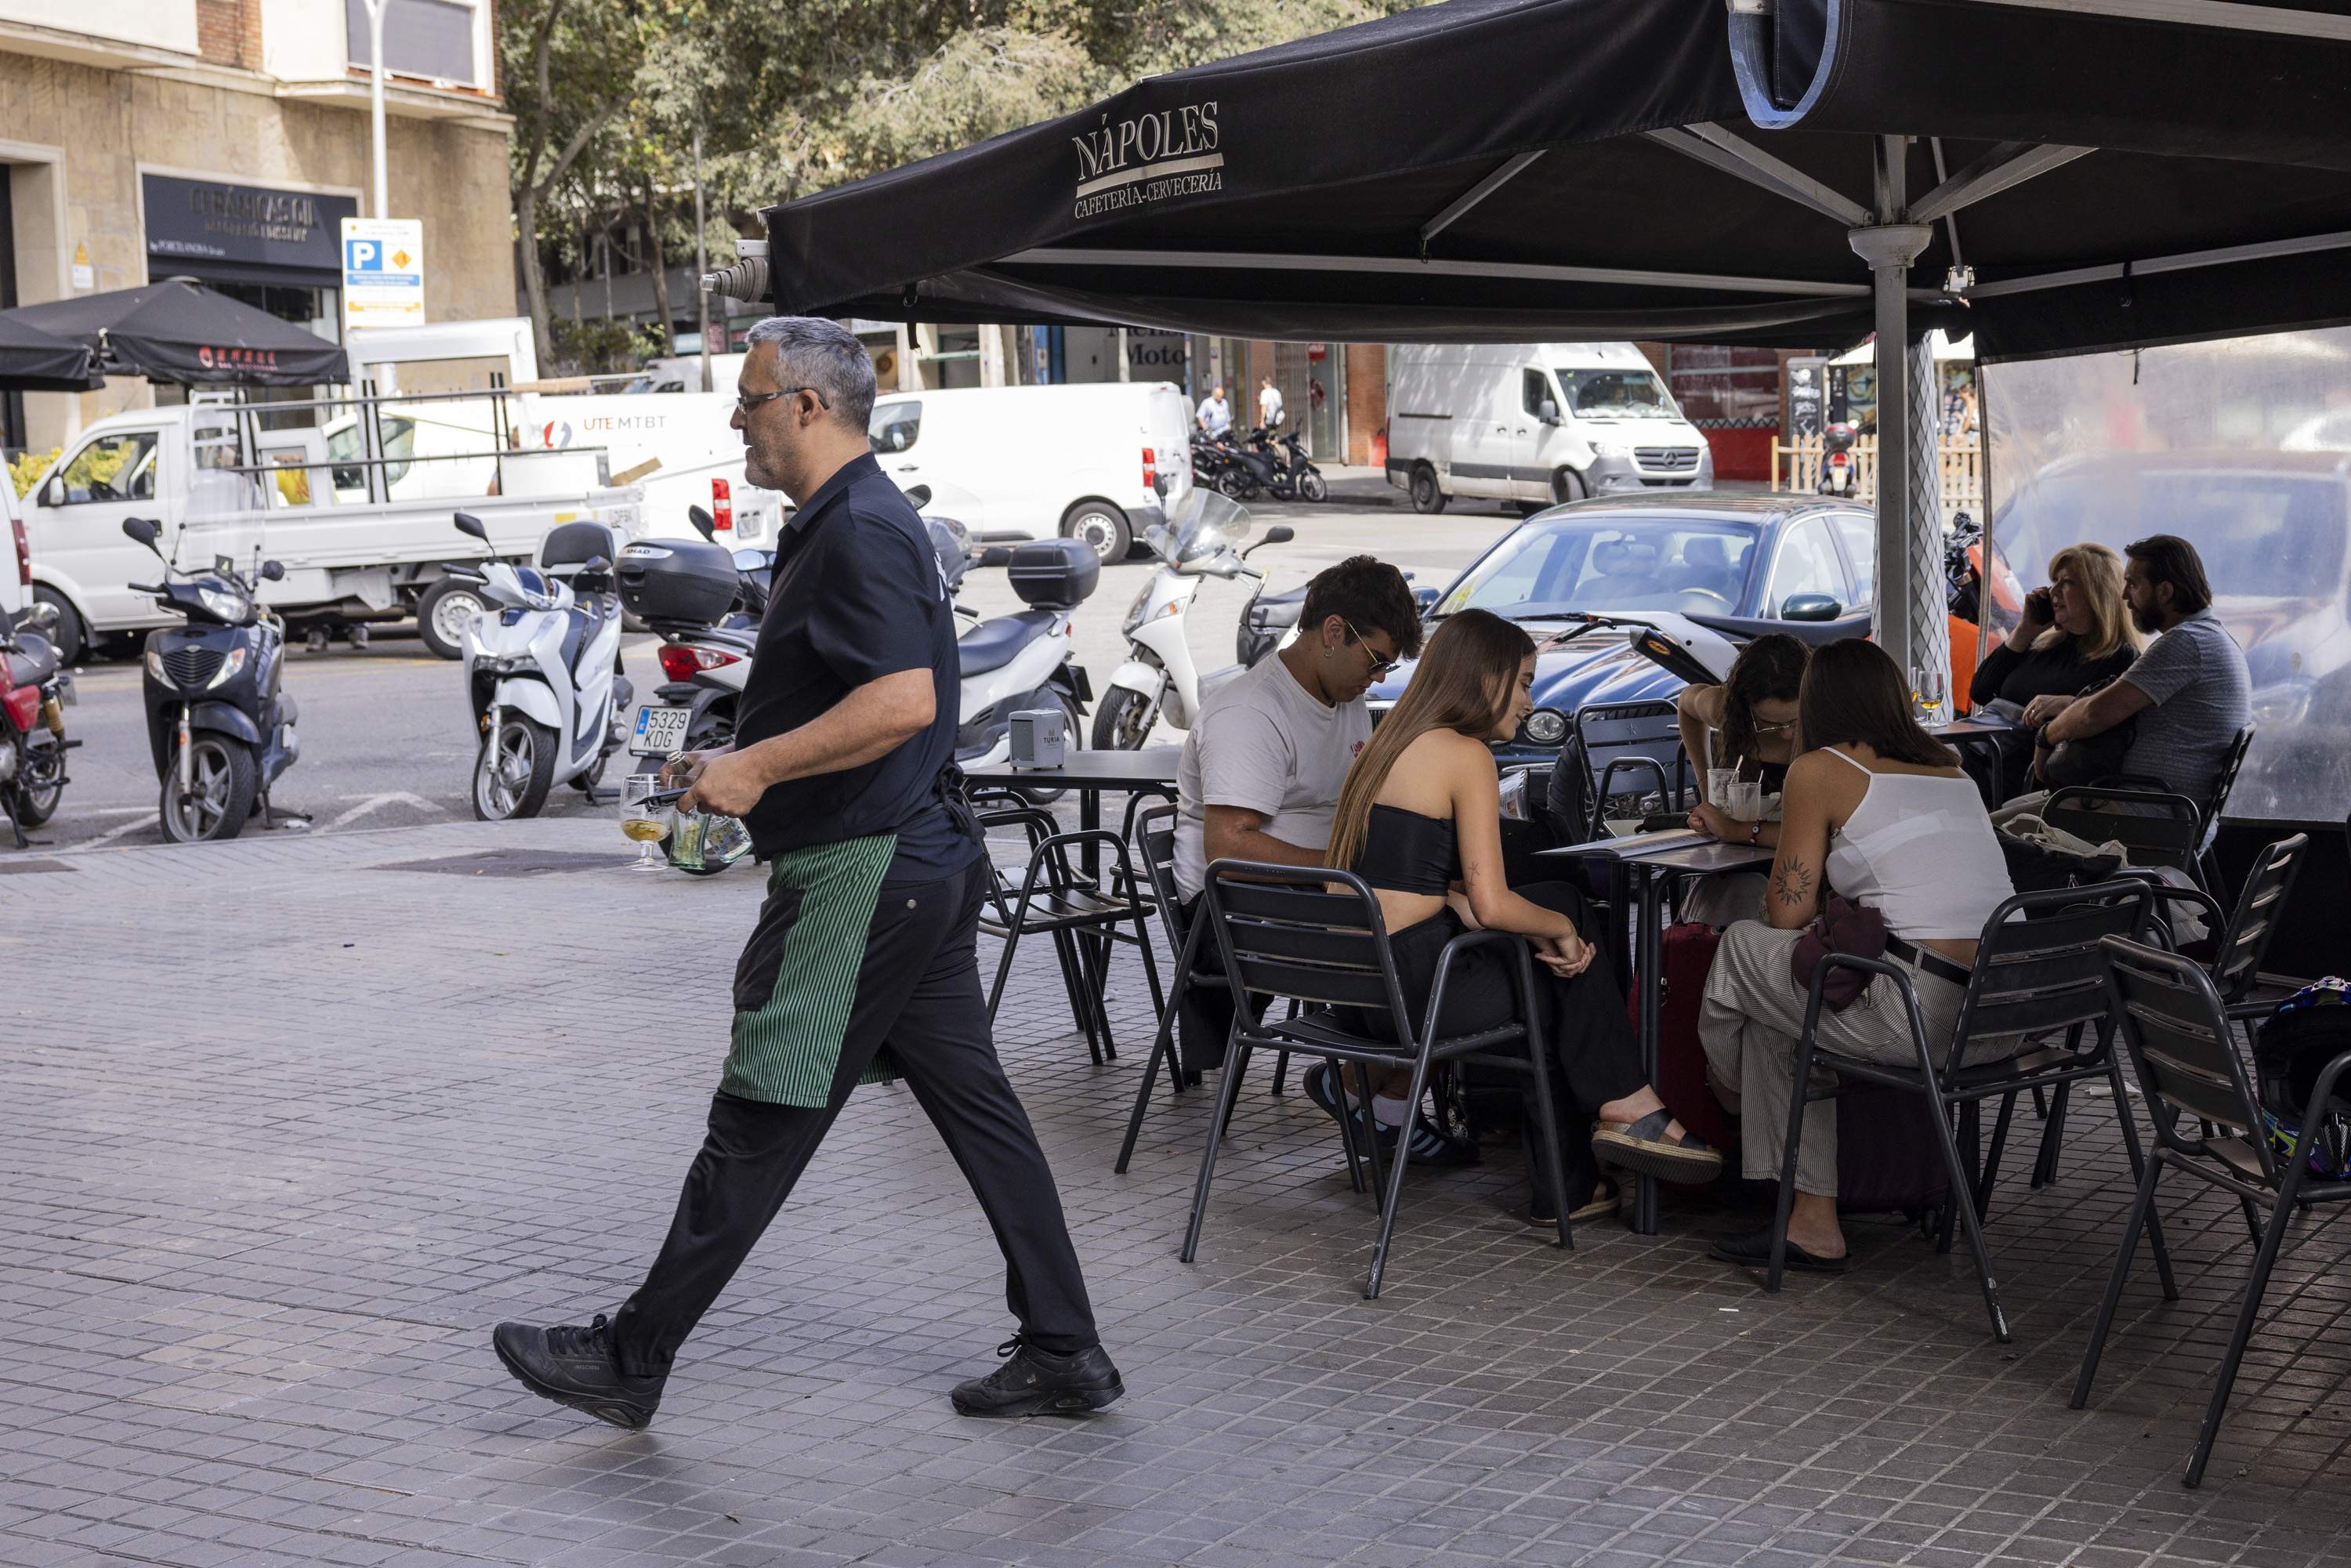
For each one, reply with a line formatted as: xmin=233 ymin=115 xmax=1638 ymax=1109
xmin=1386 ymin=342 xmax=1714 ymax=513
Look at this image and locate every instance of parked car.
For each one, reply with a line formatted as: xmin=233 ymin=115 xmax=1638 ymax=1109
xmin=1386 ymin=342 xmax=1715 ymax=515
xmin=863 ymin=381 xmax=1194 ymax=562
xmin=1371 ymin=493 xmax=1877 ymax=766
xmin=1990 ymin=449 xmax=2351 ymax=820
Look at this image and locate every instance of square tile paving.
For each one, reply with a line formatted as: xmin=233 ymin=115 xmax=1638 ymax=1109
xmin=5 ymin=817 xmax=2348 ymax=1568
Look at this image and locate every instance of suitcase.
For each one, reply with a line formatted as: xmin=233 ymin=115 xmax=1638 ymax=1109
xmin=1643 ymin=920 xmax=1951 ymax=1214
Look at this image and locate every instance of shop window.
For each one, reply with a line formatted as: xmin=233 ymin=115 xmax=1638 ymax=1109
xmin=346 ymin=0 xmax=484 ymax=87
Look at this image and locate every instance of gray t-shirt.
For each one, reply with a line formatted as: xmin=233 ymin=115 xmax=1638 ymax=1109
xmin=1172 ymin=655 xmax=1371 ymax=900
xmin=2118 ymin=611 xmax=2250 ymax=802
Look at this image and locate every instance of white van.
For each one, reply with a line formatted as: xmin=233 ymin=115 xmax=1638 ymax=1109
xmin=1386 ymin=342 xmax=1714 ymax=513
xmin=864 ymin=382 xmax=1194 ymax=561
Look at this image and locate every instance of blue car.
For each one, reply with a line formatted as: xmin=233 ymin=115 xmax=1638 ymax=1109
xmin=1371 ymin=493 xmax=1879 ymax=765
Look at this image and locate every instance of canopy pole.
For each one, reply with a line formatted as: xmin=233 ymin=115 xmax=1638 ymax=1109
xmin=1902 ymin=333 xmax=1951 ymax=715
xmin=1849 ymin=136 xmax=1934 ymax=682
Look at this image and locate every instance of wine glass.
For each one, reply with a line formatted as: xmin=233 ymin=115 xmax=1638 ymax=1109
xmin=1911 ymin=667 xmax=1948 ymax=728
xmin=620 ymin=772 xmax=669 ymax=871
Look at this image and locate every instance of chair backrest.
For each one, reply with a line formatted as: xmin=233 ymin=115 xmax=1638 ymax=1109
xmin=2210 ymin=831 xmax=2308 ymax=1001
xmin=1134 ymin=802 xmax=1190 ymax=948
xmin=2100 ymin=934 xmax=2273 ymax=1182
xmin=1574 ymin=700 xmax=1685 ymax=824
xmin=2042 ymin=786 xmax=2204 ymax=875
xmin=2202 ymin=723 xmax=2256 ymax=834
xmin=1948 ymin=882 xmax=2157 ymax=1059
xmin=1201 ymin=861 xmax=1413 ymax=1034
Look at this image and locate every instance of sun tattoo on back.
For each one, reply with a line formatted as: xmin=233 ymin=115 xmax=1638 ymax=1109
xmin=1771 ymin=860 xmax=1815 ymax=910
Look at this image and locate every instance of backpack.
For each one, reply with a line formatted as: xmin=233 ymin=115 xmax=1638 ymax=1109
xmin=2252 ymin=978 xmax=2351 ymax=1181
xmin=1995 ymin=820 xmax=2125 ymax=896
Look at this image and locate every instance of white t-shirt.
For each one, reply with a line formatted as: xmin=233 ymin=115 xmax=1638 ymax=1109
xmin=1258 ymin=385 xmax=1284 ymax=427
xmin=1173 ymin=654 xmax=1371 ymax=900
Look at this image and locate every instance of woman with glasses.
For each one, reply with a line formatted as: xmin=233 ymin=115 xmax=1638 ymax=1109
xmin=1304 ymin=609 xmax=1722 ymax=1228
xmin=1677 ymin=634 xmax=1809 ymax=925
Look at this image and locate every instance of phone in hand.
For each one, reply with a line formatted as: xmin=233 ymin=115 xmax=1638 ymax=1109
xmin=2025 ymin=586 xmax=2055 ymax=625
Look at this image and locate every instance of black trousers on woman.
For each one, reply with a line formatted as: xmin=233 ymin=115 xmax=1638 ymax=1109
xmin=1346 ymin=881 xmax=1646 ymax=1211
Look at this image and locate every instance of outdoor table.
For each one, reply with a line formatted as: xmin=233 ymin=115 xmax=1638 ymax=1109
xmin=961 ymin=746 xmax=1184 ymax=871
xmin=1929 ymin=714 xmax=2016 ymax=808
xmin=1541 ymin=828 xmax=1775 ymax=1235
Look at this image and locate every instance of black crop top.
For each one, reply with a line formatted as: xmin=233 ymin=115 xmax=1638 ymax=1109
xmin=1355 ymin=803 xmax=1460 ymax=895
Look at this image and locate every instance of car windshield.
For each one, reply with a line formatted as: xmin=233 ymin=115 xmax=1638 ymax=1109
xmin=1557 ymin=369 xmax=1678 ymax=421
xmin=1433 ymin=515 xmax=1759 ymax=618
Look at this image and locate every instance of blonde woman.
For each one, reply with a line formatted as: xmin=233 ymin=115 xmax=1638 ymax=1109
xmin=1967 ymin=541 xmax=2142 ymax=798
xmin=1302 ymin=609 xmax=1720 ymax=1226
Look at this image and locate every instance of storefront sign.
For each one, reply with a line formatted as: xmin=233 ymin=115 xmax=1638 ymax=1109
xmin=71 ymin=242 xmax=93 ymax=292
xmin=340 ymin=218 xmax=426 ymax=329
xmin=1125 ymin=328 xmax=1186 ymax=373
xmin=143 ymin=175 xmax=356 ymax=280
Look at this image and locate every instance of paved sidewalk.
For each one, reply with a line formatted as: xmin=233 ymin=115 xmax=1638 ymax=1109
xmin=4 ymin=817 xmax=2349 ymax=1568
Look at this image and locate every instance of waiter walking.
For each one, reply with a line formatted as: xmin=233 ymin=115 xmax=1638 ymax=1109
xmin=493 ymin=317 xmax=1121 ymax=1428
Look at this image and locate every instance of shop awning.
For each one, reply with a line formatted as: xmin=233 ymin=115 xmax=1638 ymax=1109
xmin=5 ymin=277 xmax=349 ymax=387
xmin=762 ymin=0 xmax=2351 ymax=364
xmin=0 ymin=313 xmax=100 ymax=393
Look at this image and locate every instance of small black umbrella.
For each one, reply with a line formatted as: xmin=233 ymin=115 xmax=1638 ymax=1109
xmin=7 ymin=277 xmax=348 ymax=387
xmin=0 ymin=312 xmax=100 ymax=393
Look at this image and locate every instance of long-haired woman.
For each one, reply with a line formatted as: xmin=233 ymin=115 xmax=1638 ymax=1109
xmin=1967 ymin=541 xmax=2141 ymax=797
xmin=1698 ymin=637 xmax=2015 ymax=1275
xmin=1677 ymin=632 xmax=1809 ymax=846
xmin=1305 ymin=609 xmax=1720 ymax=1225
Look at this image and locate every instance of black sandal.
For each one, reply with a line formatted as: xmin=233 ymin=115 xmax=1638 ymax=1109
xmin=1591 ymin=1109 xmax=1722 ymax=1183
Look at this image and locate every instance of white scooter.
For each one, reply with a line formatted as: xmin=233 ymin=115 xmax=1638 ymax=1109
xmin=1094 ymin=490 xmax=1292 ymax=750
xmin=449 ymin=512 xmax=634 ymax=820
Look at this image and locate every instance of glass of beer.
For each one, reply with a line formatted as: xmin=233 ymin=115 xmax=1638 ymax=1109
xmin=620 ymin=772 xmax=669 ymax=871
xmin=1911 ymin=667 xmax=1948 ymax=728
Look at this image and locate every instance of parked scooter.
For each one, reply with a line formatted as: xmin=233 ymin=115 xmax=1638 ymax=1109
xmin=0 ymin=601 xmax=76 ymax=846
xmin=121 ymin=516 xmax=300 ymax=842
xmin=1191 ymin=431 xmax=1279 ymax=500
xmin=1095 ymin=491 xmax=1293 ymax=749
xmin=1252 ymin=425 xmax=1330 ymax=503
xmin=1817 ymin=422 xmax=1859 ymax=497
xmin=684 ymin=504 xmax=773 ymax=627
xmin=447 ymin=512 xmax=633 ymax=820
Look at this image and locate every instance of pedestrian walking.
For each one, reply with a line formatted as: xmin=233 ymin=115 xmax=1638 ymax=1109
xmin=1257 ymin=374 xmax=1284 ymax=431
xmin=492 ymin=317 xmax=1121 ymax=1429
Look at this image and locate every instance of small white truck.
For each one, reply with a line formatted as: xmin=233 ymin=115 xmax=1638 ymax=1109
xmin=19 ymin=395 xmax=645 ymax=661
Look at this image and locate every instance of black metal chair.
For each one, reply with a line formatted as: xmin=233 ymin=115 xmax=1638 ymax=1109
xmin=1571 ymin=700 xmax=1686 ymax=840
xmin=2041 ymin=784 xmax=2207 ymax=881
xmin=1180 ymin=860 xmax=1575 ymax=1298
xmin=2074 ymin=935 xmax=2351 ymax=1488
xmin=977 ymin=795 xmax=1164 ymax=1066
xmin=2086 ymin=722 xmax=2254 ymax=888
xmin=1765 ymin=882 xmax=2172 ymax=1343
xmin=972 ymin=792 xmax=1105 ymax=1047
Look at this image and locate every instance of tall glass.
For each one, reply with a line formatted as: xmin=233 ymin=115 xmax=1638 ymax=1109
xmin=620 ymin=773 xmax=669 ymax=871
xmin=1911 ymin=667 xmax=1949 ymax=727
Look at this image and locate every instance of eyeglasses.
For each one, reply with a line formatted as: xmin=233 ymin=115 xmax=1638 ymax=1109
xmin=1342 ymin=617 xmax=1402 ymax=679
xmin=1751 ymin=715 xmax=1799 ymax=736
xmin=736 ymin=386 xmax=831 ymax=415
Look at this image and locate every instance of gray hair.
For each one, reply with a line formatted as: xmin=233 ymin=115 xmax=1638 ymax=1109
xmin=742 ymin=316 xmax=876 ymax=431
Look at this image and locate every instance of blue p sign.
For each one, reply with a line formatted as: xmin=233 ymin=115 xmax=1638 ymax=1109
xmin=346 ymin=238 xmax=382 ymax=272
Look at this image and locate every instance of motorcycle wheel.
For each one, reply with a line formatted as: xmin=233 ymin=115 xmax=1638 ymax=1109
xmin=159 ymin=735 xmax=258 ymax=843
xmin=473 ymin=715 xmax=557 ymax=820
xmin=1215 ymin=469 xmax=1257 ymax=501
xmin=1297 ymin=468 xmax=1328 ymax=503
xmin=11 ymin=737 xmax=65 ymax=826
xmin=1090 ymin=685 xmax=1157 ymax=751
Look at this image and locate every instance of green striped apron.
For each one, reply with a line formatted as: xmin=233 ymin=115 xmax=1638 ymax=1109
xmin=721 ymin=833 xmax=900 ymax=1107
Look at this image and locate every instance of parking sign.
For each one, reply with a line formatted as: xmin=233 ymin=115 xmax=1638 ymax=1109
xmin=339 ymin=217 xmax=426 ymax=329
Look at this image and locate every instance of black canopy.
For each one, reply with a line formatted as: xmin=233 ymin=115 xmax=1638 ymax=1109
xmin=0 ymin=313 xmax=100 ymax=393
xmin=764 ymin=0 xmax=2351 ymax=364
xmin=6 ymin=277 xmax=348 ymax=386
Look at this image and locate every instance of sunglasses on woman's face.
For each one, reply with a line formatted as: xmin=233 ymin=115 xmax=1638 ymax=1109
xmin=1751 ymin=715 xmax=1799 ymax=736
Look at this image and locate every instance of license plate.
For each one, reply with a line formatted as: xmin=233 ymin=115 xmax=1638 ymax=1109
xmin=630 ymin=704 xmax=691 ymax=756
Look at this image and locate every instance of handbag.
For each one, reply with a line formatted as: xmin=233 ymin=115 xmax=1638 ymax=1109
xmin=2038 ymin=675 xmax=2136 ymax=788
xmin=1789 ymin=894 xmax=1888 ymax=1012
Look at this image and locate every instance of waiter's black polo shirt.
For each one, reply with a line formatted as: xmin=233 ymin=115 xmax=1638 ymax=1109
xmin=734 ymin=451 xmax=980 ymax=884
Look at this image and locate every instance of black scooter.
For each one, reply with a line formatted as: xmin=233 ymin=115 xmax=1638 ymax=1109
xmin=1253 ymin=426 xmax=1330 ymax=503
xmin=123 ymin=516 xmax=301 ymax=842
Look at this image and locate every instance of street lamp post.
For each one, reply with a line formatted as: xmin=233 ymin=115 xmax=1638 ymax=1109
xmin=360 ymin=0 xmax=389 ymax=220
xmin=694 ymin=129 xmax=712 ymax=393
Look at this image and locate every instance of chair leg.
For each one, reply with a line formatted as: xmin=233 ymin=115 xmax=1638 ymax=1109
xmin=1058 ymin=929 xmax=1105 ymax=1066
xmin=1922 ymin=1079 xmax=2012 ymax=1343
xmin=1350 ymin=1060 xmax=1388 ymax=1201
xmin=1958 ymin=1099 xmax=1989 ymax=1222
xmin=1219 ymin=1045 xmax=1254 ymax=1136
xmin=1179 ymin=1028 xmax=1255 ymax=1264
xmin=2070 ymin=1145 xmax=2166 ymax=1410
xmin=1523 ymin=1036 xmax=1574 ymax=1253
xmin=1364 ymin=1048 xmax=1435 ymax=1299
xmin=2185 ymin=1183 xmax=2300 ymax=1487
xmin=1329 ymin=1056 xmax=1369 ymax=1196
xmin=1765 ymin=1034 xmax=1815 ymax=1296
xmin=2104 ymin=1052 xmax=2179 ymax=1302
xmin=1081 ymin=929 xmax=1119 ymax=1062
xmin=2038 ymin=1081 xmax=2074 ymax=1187
xmin=2031 ymin=1085 xmax=2049 ymax=1121
xmin=1116 ymin=982 xmax=1182 ymax=1175
xmin=1271 ymin=1051 xmax=1291 ymax=1095
xmin=984 ymin=907 xmax=1026 ymax=1026
xmin=1980 ymin=1091 xmax=2017 ymax=1219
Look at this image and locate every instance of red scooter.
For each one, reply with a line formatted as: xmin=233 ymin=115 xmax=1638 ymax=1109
xmin=1 ymin=602 xmax=74 ymax=847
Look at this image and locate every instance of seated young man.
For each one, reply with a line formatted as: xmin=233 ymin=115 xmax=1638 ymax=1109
xmin=2026 ymin=534 xmax=2250 ymax=805
xmin=1169 ymin=556 xmax=1454 ymax=1147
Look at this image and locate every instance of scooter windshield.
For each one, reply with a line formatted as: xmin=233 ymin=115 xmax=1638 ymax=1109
xmin=1154 ymin=490 xmax=1253 ymax=567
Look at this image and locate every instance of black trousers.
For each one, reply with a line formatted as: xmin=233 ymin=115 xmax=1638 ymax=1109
xmin=609 ymin=856 xmax=1099 ymax=1379
xmin=1350 ymin=882 xmax=1647 ymax=1210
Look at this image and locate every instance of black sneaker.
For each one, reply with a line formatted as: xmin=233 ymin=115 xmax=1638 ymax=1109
xmin=491 ymin=1314 xmax=665 ymax=1430
xmin=950 ymin=1336 xmax=1125 ymax=1418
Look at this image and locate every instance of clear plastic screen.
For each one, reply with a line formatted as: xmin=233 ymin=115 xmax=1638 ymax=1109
xmin=1983 ymin=328 xmax=2351 ymax=823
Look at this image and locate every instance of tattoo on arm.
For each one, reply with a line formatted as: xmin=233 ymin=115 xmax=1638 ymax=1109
xmin=1771 ymin=860 xmax=1815 ymax=909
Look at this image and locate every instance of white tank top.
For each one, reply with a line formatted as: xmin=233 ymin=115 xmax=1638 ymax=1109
xmin=1820 ymin=748 xmax=2016 ymax=941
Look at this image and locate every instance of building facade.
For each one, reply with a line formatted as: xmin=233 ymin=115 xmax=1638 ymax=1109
xmin=0 ymin=0 xmax=515 ymax=455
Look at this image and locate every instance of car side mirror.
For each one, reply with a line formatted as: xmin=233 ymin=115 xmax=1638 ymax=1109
xmin=1538 ymin=399 xmax=1561 ymax=424
xmin=38 ymin=477 xmax=62 ymax=509
xmin=1414 ymin=586 xmax=1441 ymax=615
xmin=686 ymin=505 xmax=715 ymax=541
xmin=453 ymin=512 xmax=489 ymax=542
xmin=903 ymin=484 xmax=932 ymax=509
xmin=1780 ymin=592 xmax=1842 ymax=621
xmin=121 ymin=516 xmax=161 ymax=552
xmin=261 ymin=560 xmax=285 ymax=581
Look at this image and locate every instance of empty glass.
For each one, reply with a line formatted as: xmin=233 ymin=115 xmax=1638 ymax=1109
xmin=620 ymin=773 xmax=669 ymax=871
